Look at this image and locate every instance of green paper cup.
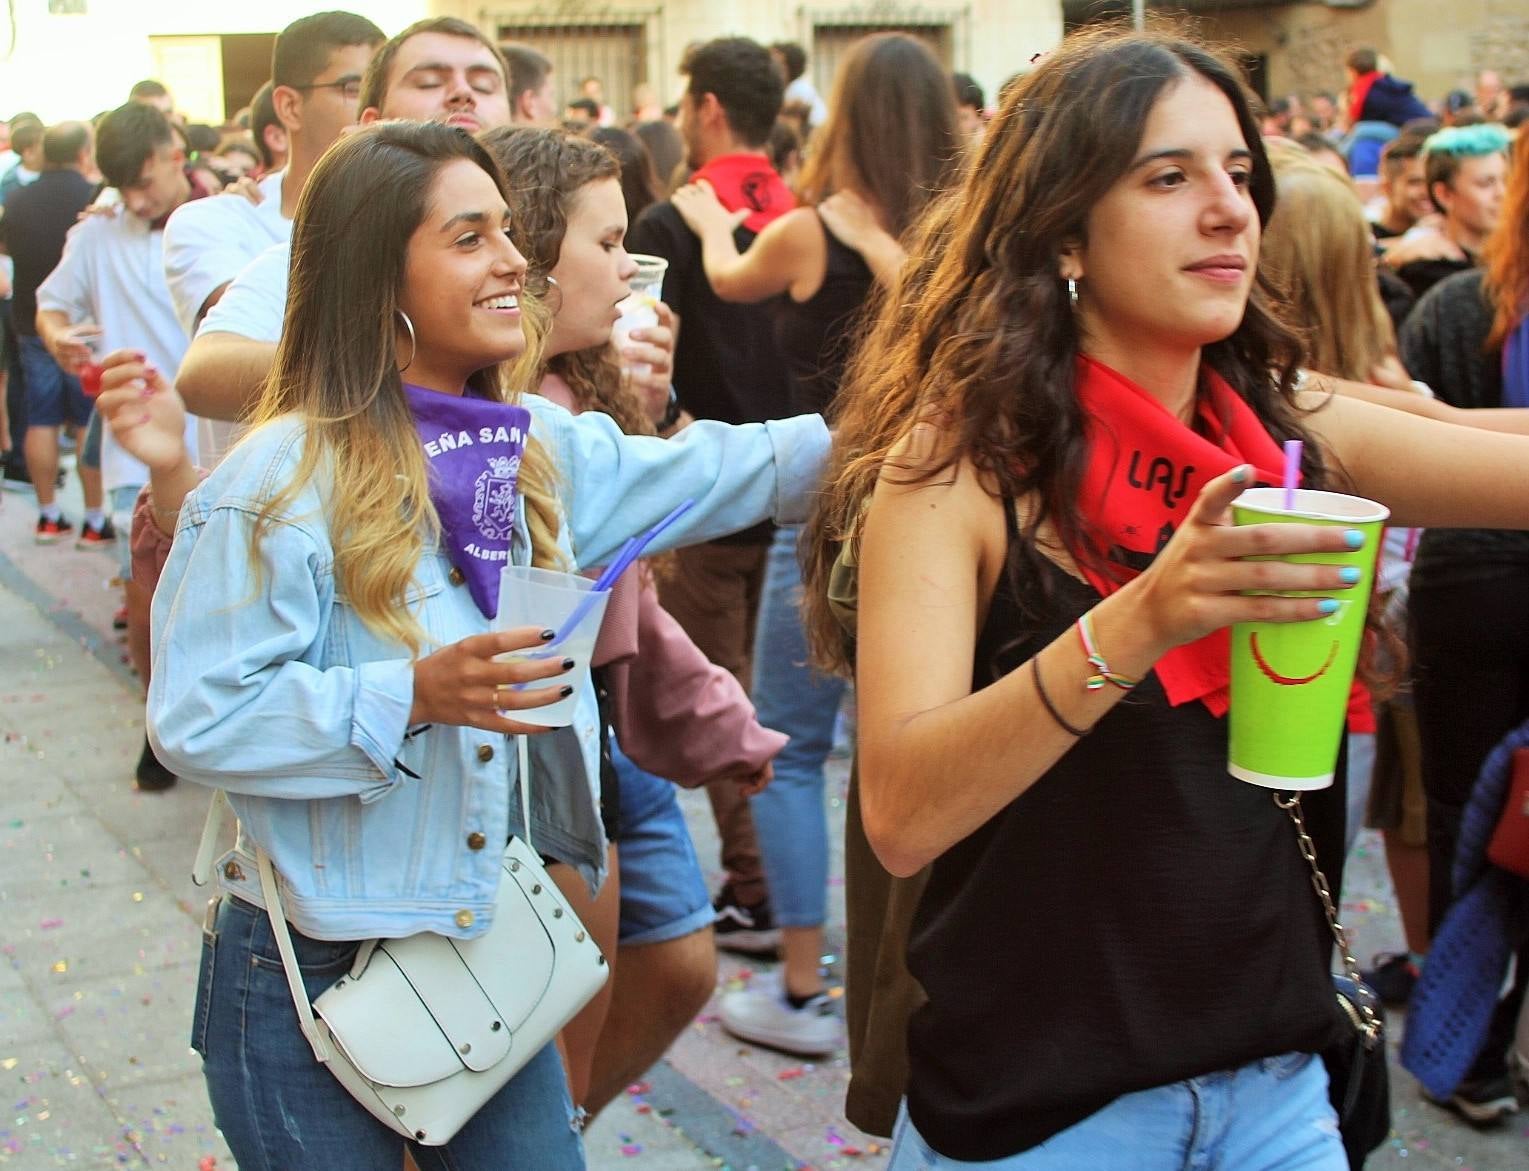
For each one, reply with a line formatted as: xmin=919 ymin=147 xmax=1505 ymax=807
xmin=1228 ymin=488 xmax=1389 ymax=790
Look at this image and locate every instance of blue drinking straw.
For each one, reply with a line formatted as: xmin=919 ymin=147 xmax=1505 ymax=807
xmin=545 ymin=499 xmax=695 ymax=648
xmin=1282 ymin=440 xmax=1303 ymax=511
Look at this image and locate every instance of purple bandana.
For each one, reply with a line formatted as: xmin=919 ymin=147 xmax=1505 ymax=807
xmin=405 ymin=383 xmax=532 ymax=618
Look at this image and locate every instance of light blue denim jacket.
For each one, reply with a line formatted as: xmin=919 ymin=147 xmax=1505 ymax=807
xmin=148 ymin=396 xmax=829 ymax=940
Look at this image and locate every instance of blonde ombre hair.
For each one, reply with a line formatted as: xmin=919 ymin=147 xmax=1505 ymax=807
xmin=249 ymin=122 xmax=563 ymax=654
xmin=1262 ymin=145 xmax=1397 ymax=382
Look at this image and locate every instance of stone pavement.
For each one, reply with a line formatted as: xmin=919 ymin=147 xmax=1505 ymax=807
xmin=1 ymin=466 xmax=1525 ymax=1169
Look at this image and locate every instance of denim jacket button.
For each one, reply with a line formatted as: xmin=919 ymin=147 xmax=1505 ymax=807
xmin=476 ymin=744 xmax=494 ymax=763
xmin=455 ymin=909 xmax=474 ymax=928
xmin=466 ymin=831 xmax=487 ymax=851
xmin=448 ymin=567 xmax=466 ymax=586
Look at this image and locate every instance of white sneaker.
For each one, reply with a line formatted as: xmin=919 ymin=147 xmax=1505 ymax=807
xmin=719 ymin=980 xmax=843 ymax=1057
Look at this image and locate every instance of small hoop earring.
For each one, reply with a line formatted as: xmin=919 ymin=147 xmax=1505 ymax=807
xmin=1067 ymin=277 xmax=1080 ymax=308
xmin=545 ymin=275 xmax=559 ymax=288
xmin=395 ymin=308 xmax=417 ymax=373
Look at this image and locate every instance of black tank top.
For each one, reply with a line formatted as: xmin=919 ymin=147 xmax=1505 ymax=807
xmin=770 ymin=215 xmax=874 ymax=417
xmin=903 ymin=504 xmax=1346 ymax=1161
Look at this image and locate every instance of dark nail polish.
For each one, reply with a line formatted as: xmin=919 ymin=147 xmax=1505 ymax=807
xmin=539 ymin=628 xmax=556 ymax=640
xmin=559 ymin=685 xmax=574 ymax=698
xmin=561 ymin=657 xmax=576 ymax=671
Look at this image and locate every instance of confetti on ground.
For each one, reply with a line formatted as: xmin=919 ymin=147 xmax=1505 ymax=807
xmin=38 ymin=917 xmax=63 ymax=930
xmin=778 ymin=1066 xmax=806 ymax=1081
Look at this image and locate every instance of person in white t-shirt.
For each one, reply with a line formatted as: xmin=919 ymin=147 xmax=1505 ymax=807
xmin=35 ymin=102 xmax=204 ymax=791
xmin=163 ymin=11 xmax=382 ymax=462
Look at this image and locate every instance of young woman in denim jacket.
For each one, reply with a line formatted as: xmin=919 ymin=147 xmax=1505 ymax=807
xmin=144 ymin=122 xmax=826 ymax=1170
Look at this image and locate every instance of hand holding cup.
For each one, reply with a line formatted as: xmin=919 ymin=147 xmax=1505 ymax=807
xmin=1134 ymin=465 xmax=1367 ymax=656
xmin=409 ymin=626 xmax=574 ymax=734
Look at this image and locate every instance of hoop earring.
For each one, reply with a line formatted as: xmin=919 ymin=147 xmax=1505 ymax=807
xmin=395 ymin=308 xmax=417 ymax=373
xmin=1067 ymin=277 xmax=1080 ymax=308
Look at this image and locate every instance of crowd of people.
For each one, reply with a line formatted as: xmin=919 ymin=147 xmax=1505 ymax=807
xmin=2 ymin=12 xmax=1528 ymax=1170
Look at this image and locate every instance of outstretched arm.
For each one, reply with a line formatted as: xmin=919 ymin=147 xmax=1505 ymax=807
xmin=1302 ymin=389 xmax=1529 ymax=528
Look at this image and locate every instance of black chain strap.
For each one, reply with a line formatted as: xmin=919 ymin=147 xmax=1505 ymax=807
xmin=1274 ymin=792 xmax=1383 ymax=1044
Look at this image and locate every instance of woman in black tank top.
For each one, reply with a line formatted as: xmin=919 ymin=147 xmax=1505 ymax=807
xmin=800 ymin=26 xmax=1529 ymax=1171
xmin=668 ymin=34 xmax=963 ymax=1055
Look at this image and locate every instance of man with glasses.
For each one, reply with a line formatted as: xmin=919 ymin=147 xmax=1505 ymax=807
xmin=161 ymin=11 xmax=381 ymax=465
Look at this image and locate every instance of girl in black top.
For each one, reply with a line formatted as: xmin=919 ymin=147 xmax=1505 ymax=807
xmin=669 ymin=33 xmax=962 ymax=1049
xmin=802 ymin=26 xmax=1529 ymax=1170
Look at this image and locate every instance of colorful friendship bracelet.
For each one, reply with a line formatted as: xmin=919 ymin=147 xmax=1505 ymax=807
xmin=1077 ymin=610 xmax=1140 ymax=692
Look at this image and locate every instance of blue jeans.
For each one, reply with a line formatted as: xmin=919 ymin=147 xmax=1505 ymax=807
xmin=887 ymin=1053 xmax=1344 ymax=1170
xmin=195 ymin=895 xmax=585 ymax=1170
xmin=748 ymin=525 xmax=847 ymax=927
xmin=611 ymin=742 xmax=713 ymax=946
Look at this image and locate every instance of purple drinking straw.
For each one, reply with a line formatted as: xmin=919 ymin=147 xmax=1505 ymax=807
xmin=1282 ymin=440 xmax=1303 ymax=510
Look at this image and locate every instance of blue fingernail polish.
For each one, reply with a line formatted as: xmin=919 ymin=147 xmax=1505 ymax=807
xmin=1318 ymin=599 xmax=1340 ymax=615
xmin=1344 ymin=530 xmax=1364 ymax=549
xmin=1230 ymin=465 xmax=1249 ymax=483
xmin=1340 ymin=567 xmax=1361 ymax=584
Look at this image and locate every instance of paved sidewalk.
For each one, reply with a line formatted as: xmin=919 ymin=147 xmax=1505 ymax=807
xmin=2 ymin=470 xmax=1526 ymax=1169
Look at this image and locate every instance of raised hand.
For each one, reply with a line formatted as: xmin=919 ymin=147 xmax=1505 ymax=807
xmin=93 ymin=350 xmax=190 ymax=475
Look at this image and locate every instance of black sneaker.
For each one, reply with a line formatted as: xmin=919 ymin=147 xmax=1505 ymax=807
xmin=76 ymin=515 xmax=117 ymax=549
xmin=135 ymin=736 xmax=177 ymax=792
xmin=713 ymin=885 xmax=782 ymax=956
xmin=35 ymin=514 xmax=74 ymax=544
xmin=1361 ymin=952 xmax=1419 ymax=1007
xmin=1425 ymin=1074 xmax=1520 ymax=1127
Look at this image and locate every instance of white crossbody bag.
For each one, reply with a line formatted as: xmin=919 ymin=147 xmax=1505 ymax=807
xmin=224 ymin=736 xmax=607 ymax=1145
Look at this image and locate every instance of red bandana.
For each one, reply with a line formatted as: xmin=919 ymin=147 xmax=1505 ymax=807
xmin=690 ymin=153 xmax=796 ymax=234
xmin=1347 ymin=71 xmax=1379 ymax=127
xmin=1072 ymin=356 xmax=1286 ymax=715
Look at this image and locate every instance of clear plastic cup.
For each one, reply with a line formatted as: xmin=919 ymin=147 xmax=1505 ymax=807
xmin=494 ymin=566 xmax=610 ymax=728
xmin=611 ymin=254 xmax=669 ymax=379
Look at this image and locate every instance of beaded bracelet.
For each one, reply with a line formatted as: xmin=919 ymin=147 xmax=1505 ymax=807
xmin=1077 ymin=610 xmax=1139 ymax=692
xmin=1031 ymin=656 xmax=1088 ymax=738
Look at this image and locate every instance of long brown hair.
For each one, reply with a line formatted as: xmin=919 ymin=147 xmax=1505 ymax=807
xmin=1485 ymin=129 xmax=1529 ymax=351
xmin=802 ymin=24 xmax=1316 ymax=673
xmin=1262 ymin=145 xmax=1396 ymax=381
xmin=795 ymin=32 xmax=962 ymax=238
xmin=249 ymin=121 xmax=562 ymax=653
xmin=480 ymin=125 xmax=655 ymax=436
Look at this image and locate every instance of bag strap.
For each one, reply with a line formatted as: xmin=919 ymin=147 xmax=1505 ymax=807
xmin=257 ymin=844 xmax=333 ymax=1063
xmin=191 ymin=790 xmax=232 ymax=887
xmin=1274 ymin=792 xmax=1382 ymax=1044
xmin=254 ymin=733 xmax=530 ymax=1065
xmin=518 ymin=733 xmax=533 ymax=856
